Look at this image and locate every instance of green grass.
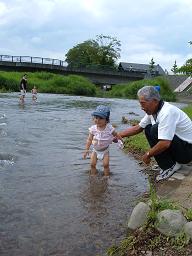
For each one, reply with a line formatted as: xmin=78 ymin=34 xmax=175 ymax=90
xmin=124 ymin=132 xmax=150 ymax=154
xmin=182 ymin=104 xmax=192 ymax=119
xmin=0 ymin=71 xmax=96 ymax=96
xmin=0 ymin=71 xmax=179 ymax=102
xmin=107 ymin=181 xmax=189 ymax=256
xmin=104 ymin=76 xmax=176 ymax=102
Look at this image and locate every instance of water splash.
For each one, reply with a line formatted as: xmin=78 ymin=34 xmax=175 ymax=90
xmin=0 ymin=153 xmax=15 ymax=167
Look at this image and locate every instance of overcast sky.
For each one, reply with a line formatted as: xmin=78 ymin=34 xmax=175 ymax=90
xmin=0 ymin=0 xmax=192 ymax=72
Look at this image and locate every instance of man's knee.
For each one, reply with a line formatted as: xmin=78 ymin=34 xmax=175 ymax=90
xmin=145 ymin=124 xmax=158 ymax=138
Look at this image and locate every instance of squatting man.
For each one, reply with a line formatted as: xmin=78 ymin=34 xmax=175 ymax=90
xmin=118 ymin=86 xmax=192 ymax=182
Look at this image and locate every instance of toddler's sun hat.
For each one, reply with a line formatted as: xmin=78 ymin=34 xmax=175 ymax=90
xmin=92 ymin=105 xmax=110 ymax=119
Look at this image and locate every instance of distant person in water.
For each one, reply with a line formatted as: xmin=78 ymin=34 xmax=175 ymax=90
xmin=83 ymin=105 xmax=123 ymax=176
xmin=31 ymin=86 xmax=37 ymax=101
xmin=19 ymin=74 xmax=27 ymax=104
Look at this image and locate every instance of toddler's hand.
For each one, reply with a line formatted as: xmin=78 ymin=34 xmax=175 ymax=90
xmin=113 ymin=133 xmax=123 ymax=143
xmin=117 ymin=140 xmax=124 ymax=149
xmin=113 ymin=137 xmax=118 ymax=143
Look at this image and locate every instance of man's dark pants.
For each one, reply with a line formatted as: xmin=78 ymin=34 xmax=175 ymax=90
xmin=145 ymin=124 xmax=192 ymax=170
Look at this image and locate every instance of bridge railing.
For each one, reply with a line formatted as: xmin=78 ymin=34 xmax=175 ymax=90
xmin=0 ymin=54 xmax=67 ymax=66
xmin=0 ymin=54 xmax=152 ymax=77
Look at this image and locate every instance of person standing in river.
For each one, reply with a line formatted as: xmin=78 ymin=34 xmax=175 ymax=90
xmin=19 ymin=74 xmax=27 ymax=104
xmin=118 ymin=85 xmax=192 ymax=182
xmin=83 ymin=105 xmax=123 ymax=176
xmin=31 ymin=86 xmax=38 ymax=102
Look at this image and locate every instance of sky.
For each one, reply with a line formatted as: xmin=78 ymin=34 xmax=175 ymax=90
xmin=0 ymin=0 xmax=192 ymax=72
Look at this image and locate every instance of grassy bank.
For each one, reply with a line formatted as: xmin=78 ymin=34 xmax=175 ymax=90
xmin=0 ymin=71 xmax=176 ymax=101
xmin=110 ymin=106 xmax=192 ymax=256
xmin=107 ymin=182 xmax=192 ymax=256
xmin=182 ymin=104 xmax=192 ymax=118
xmin=98 ymin=76 xmax=176 ymax=102
xmin=0 ymin=71 xmax=96 ymax=96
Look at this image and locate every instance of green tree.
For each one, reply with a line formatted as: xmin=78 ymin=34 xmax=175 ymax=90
xmin=177 ymin=58 xmax=192 ymax=75
xmin=171 ymin=60 xmax=178 ymax=74
xmin=65 ymin=34 xmax=121 ymax=69
xmin=176 ymin=41 xmax=192 ymax=75
xmin=149 ymin=57 xmax=155 ymax=74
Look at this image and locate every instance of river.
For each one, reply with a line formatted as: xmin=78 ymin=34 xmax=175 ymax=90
xmin=0 ymin=93 xmax=149 ymax=256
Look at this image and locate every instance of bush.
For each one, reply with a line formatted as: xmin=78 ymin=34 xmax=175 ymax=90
xmin=106 ymin=76 xmax=176 ymax=102
xmin=0 ymin=71 xmax=96 ymax=97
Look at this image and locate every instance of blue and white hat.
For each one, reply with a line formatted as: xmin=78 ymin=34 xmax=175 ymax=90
xmin=92 ymin=105 xmax=110 ymax=119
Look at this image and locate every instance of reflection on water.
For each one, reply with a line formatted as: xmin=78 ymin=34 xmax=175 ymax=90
xmin=0 ymin=93 xmax=149 ymax=256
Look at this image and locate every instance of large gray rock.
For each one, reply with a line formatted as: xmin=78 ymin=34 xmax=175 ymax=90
xmin=184 ymin=222 xmax=192 ymax=240
xmin=128 ymin=202 xmax=150 ymax=230
xmin=157 ymin=209 xmax=187 ymax=236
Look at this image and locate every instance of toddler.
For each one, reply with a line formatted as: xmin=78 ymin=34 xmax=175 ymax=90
xmin=83 ymin=105 xmax=123 ymax=176
xmin=31 ymin=86 xmax=38 ymax=101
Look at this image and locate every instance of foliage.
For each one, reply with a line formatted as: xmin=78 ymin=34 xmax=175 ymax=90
xmin=124 ymin=132 xmax=149 ymax=154
xmin=0 ymin=71 xmax=96 ymax=96
xmin=107 ymin=235 xmax=136 ymax=256
xmin=185 ymin=208 xmax=192 ymax=221
xmin=170 ymin=231 xmax=190 ymax=250
xmin=0 ymin=72 xmax=20 ymax=91
xmin=65 ymin=34 xmax=121 ymax=68
xmin=177 ymin=58 xmax=192 ymax=75
xmin=149 ymin=57 xmax=155 ymax=73
xmin=175 ymin=41 xmax=192 ymax=75
xmin=147 ymin=182 xmax=179 ymax=227
xmin=35 ymin=72 xmax=54 ymax=80
xmin=182 ymin=104 xmax=192 ymax=119
xmin=107 ymin=181 xmax=188 ymax=256
xmin=171 ymin=60 xmax=178 ymax=74
xmin=147 ymin=181 xmax=159 ymax=224
xmin=106 ymin=76 xmax=176 ymax=102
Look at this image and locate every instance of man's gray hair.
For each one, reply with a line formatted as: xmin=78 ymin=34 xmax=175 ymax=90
xmin=137 ymin=86 xmax=161 ymax=101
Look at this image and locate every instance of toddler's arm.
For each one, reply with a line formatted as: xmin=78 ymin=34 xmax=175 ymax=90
xmin=83 ymin=133 xmax=93 ymax=159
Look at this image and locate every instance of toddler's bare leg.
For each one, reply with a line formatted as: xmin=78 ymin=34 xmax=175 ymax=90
xmin=90 ymin=152 xmax=97 ymax=175
xmin=20 ymin=95 xmax=24 ymax=104
xmin=103 ymin=152 xmax=110 ymax=176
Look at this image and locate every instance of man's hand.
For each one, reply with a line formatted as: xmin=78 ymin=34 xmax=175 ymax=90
xmin=142 ymin=152 xmax=151 ymax=165
xmin=113 ymin=132 xmax=123 ymax=143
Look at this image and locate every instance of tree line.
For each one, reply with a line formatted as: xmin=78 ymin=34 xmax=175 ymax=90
xmin=65 ymin=34 xmax=192 ymax=75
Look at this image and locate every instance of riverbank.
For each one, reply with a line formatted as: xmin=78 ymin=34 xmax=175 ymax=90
xmin=109 ymin=103 xmax=192 ymax=255
xmin=156 ymin=162 xmax=192 ymax=209
xmin=0 ymin=70 xmax=177 ymax=101
xmin=122 ymin=102 xmax=192 ymax=208
xmin=125 ymin=147 xmax=192 ymax=209
xmin=108 ymin=149 xmax=192 ymax=255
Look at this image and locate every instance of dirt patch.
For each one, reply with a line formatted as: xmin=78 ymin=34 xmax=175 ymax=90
xmin=125 ymin=228 xmax=192 ymax=256
xmin=126 ymin=149 xmax=192 ymax=209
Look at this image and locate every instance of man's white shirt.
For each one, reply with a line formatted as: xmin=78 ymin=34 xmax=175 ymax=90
xmin=139 ymin=102 xmax=192 ymax=143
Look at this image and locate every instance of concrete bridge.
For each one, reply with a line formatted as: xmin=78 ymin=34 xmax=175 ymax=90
xmin=0 ymin=55 xmax=147 ymax=85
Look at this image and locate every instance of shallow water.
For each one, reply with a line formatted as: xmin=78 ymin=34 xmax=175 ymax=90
xmin=0 ymin=93 xmax=149 ymax=256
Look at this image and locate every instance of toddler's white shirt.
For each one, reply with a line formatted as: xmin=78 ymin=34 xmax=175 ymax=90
xmin=89 ymin=123 xmax=115 ymax=150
